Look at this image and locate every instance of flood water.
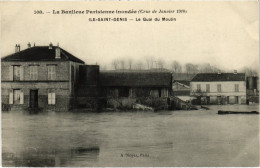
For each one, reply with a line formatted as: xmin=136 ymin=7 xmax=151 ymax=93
xmin=2 ymin=105 xmax=259 ymax=167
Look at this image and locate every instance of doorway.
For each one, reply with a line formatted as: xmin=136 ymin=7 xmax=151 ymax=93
xmin=13 ymin=89 xmax=21 ymax=104
xmin=217 ymin=96 xmax=221 ymax=105
xmin=30 ymin=90 xmax=38 ymax=108
xmin=227 ymin=96 xmax=229 ymax=104
xmin=206 ymin=96 xmax=210 ymax=105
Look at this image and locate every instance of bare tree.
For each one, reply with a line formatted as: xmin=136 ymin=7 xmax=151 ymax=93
xmin=135 ymin=62 xmax=144 ymax=70
xmin=198 ymin=63 xmax=221 ymax=73
xmin=150 ymin=58 xmax=154 ymax=69
xmin=146 ymin=57 xmax=154 ymax=69
xmin=100 ymin=65 xmax=107 ymax=70
xmin=185 ymin=63 xmax=198 ymax=74
xmin=241 ymin=67 xmax=259 ymax=76
xmin=127 ymin=59 xmax=133 ymax=70
xmin=171 ymin=61 xmax=182 ymax=73
xmin=111 ymin=59 xmax=119 ymax=70
xmin=157 ymin=59 xmax=165 ymax=70
xmin=119 ymin=59 xmax=125 ymax=70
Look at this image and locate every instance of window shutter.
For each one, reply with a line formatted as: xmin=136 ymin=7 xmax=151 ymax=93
xmin=20 ymin=66 xmax=24 ymax=80
xmin=48 ymin=93 xmax=51 ymax=104
xmin=35 ymin=66 xmax=38 ymax=80
xmin=30 ymin=66 xmax=32 ymax=80
xmin=52 ymin=93 xmax=56 ymax=104
xmin=53 ymin=66 xmax=56 ymax=80
xmin=48 ymin=66 xmax=51 ymax=80
xmin=9 ymin=66 xmax=13 ymax=81
xmin=20 ymin=91 xmax=24 ymax=104
xmin=9 ymin=91 xmax=13 ymax=104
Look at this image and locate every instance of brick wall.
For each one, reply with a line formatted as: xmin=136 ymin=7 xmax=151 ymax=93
xmin=1 ymin=61 xmax=85 ymax=111
xmin=1 ymin=61 xmax=70 ymax=81
xmin=1 ymin=82 xmax=71 ymax=110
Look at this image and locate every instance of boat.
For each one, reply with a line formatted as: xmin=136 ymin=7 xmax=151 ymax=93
xmin=218 ymin=110 xmax=259 ymax=115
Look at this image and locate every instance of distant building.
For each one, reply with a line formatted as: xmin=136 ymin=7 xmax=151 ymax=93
xmin=100 ymin=71 xmax=172 ymax=98
xmin=190 ymin=72 xmax=246 ymax=104
xmin=172 ymin=80 xmax=191 ymax=102
xmin=75 ymin=69 xmax=173 ymax=110
xmin=246 ymin=76 xmax=259 ymax=103
xmin=172 ymin=80 xmax=190 ymax=95
xmin=1 ymin=43 xmax=84 ymax=111
xmin=99 ymin=71 xmax=173 ymax=109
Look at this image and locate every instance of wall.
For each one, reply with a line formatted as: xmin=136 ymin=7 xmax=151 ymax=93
xmin=190 ymin=81 xmax=246 ymax=96
xmin=69 ymin=61 xmax=85 ymax=108
xmin=1 ymin=82 xmax=70 ymax=111
xmin=107 ymin=98 xmax=136 ymax=109
xmin=1 ymin=61 xmax=73 ymax=111
xmin=104 ymin=87 xmax=169 ymax=98
xmin=190 ymin=81 xmax=246 ymax=104
xmin=1 ymin=61 xmax=70 ymax=81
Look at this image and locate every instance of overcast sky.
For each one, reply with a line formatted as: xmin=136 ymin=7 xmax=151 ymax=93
xmin=0 ymin=1 xmax=258 ymax=71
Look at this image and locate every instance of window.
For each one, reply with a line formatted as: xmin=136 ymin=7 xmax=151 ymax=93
xmin=13 ymin=66 xmax=20 ymax=81
xmin=13 ymin=89 xmax=21 ymax=104
xmin=9 ymin=89 xmax=23 ymax=105
xmin=30 ymin=66 xmax=38 ymax=80
xmin=47 ymin=65 xmax=56 ymax=80
xmin=206 ymin=84 xmax=210 ymax=92
xmin=48 ymin=89 xmax=56 ymax=105
xmin=217 ymin=84 xmax=221 ymax=92
xmin=197 ymin=84 xmax=201 ymax=91
xmin=235 ymin=84 xmax=239 ymax=92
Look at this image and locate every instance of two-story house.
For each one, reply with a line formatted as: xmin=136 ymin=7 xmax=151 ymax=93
xmin=1 ymin=43 xmax=84 ymax=111
xmin=190 ymin=72 xmax=246 ymax=104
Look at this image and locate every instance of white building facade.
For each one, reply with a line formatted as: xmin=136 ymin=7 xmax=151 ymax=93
xmin=190 ymin=73 xmax=246 ymax=104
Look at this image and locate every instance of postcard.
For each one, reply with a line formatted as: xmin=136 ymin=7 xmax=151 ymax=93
xmin=0 ymin=1 xmax=259 ymax=167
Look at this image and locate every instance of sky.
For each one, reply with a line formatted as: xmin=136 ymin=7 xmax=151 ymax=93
xmin=0 ymin=1 xmax=259 ymax=71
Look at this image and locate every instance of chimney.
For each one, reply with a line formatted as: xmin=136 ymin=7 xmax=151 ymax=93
xmin=15 ymin=44 xmax=18 ymax=53
xmin=55 ymin=47 xmax=61 ymax=59
xmin=27 ymin=42 xmax=31 ymax=48
xmin=34 ymin=42 xmax=36 ymax=47
xmin=49 ymin=42 xmax=53 ymax=49
xmin=234 ymin=70 xmax=237 ymax=74
xmin=17 ymin=44 xmax=20 ymax=52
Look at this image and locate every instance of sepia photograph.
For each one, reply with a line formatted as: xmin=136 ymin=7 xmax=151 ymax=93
xmin=0 ymin=1 xmax=259 ymax=167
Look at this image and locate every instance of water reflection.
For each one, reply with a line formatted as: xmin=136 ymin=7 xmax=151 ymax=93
xmin=2 ymin=105 xmax=259 ymax=167
xmin=3 ymin=146 xmax=100 ymax=167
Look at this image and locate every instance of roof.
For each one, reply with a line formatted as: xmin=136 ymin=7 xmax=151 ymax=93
xmin=1 ymin=46 xmax=85 ymax=64
xmin=100 ymin=71 xmax=172 ymax=87
xmin=102 ymin=68 xmax=171 ymax=73
xmin=173 ymin=73 xmax=196 ymax=81
xmin=191 ymin=73 xmax=245 ymax=82
xmin=174 ymin=80 xmax=190 ymax=86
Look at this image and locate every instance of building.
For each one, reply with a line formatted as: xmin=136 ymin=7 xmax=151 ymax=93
xmin=172 ymin=73 xmax=196 ymax=103
xmin=190 ymin=72 xmax=246 ymax=104
xmin=172 ymin=80 xmax=190 ymax=101
xmin=100 ymin=71 xmax=172 ymax=97
xmin=99 ymin=71 xmax=172 ymax=109
xmin=1 ymin=43 xmax=84 ymax=111
xmin=246 ymin=76 xmax=259 ymax=103
xmin=76 ymin=65 xmax=101 ymax=109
